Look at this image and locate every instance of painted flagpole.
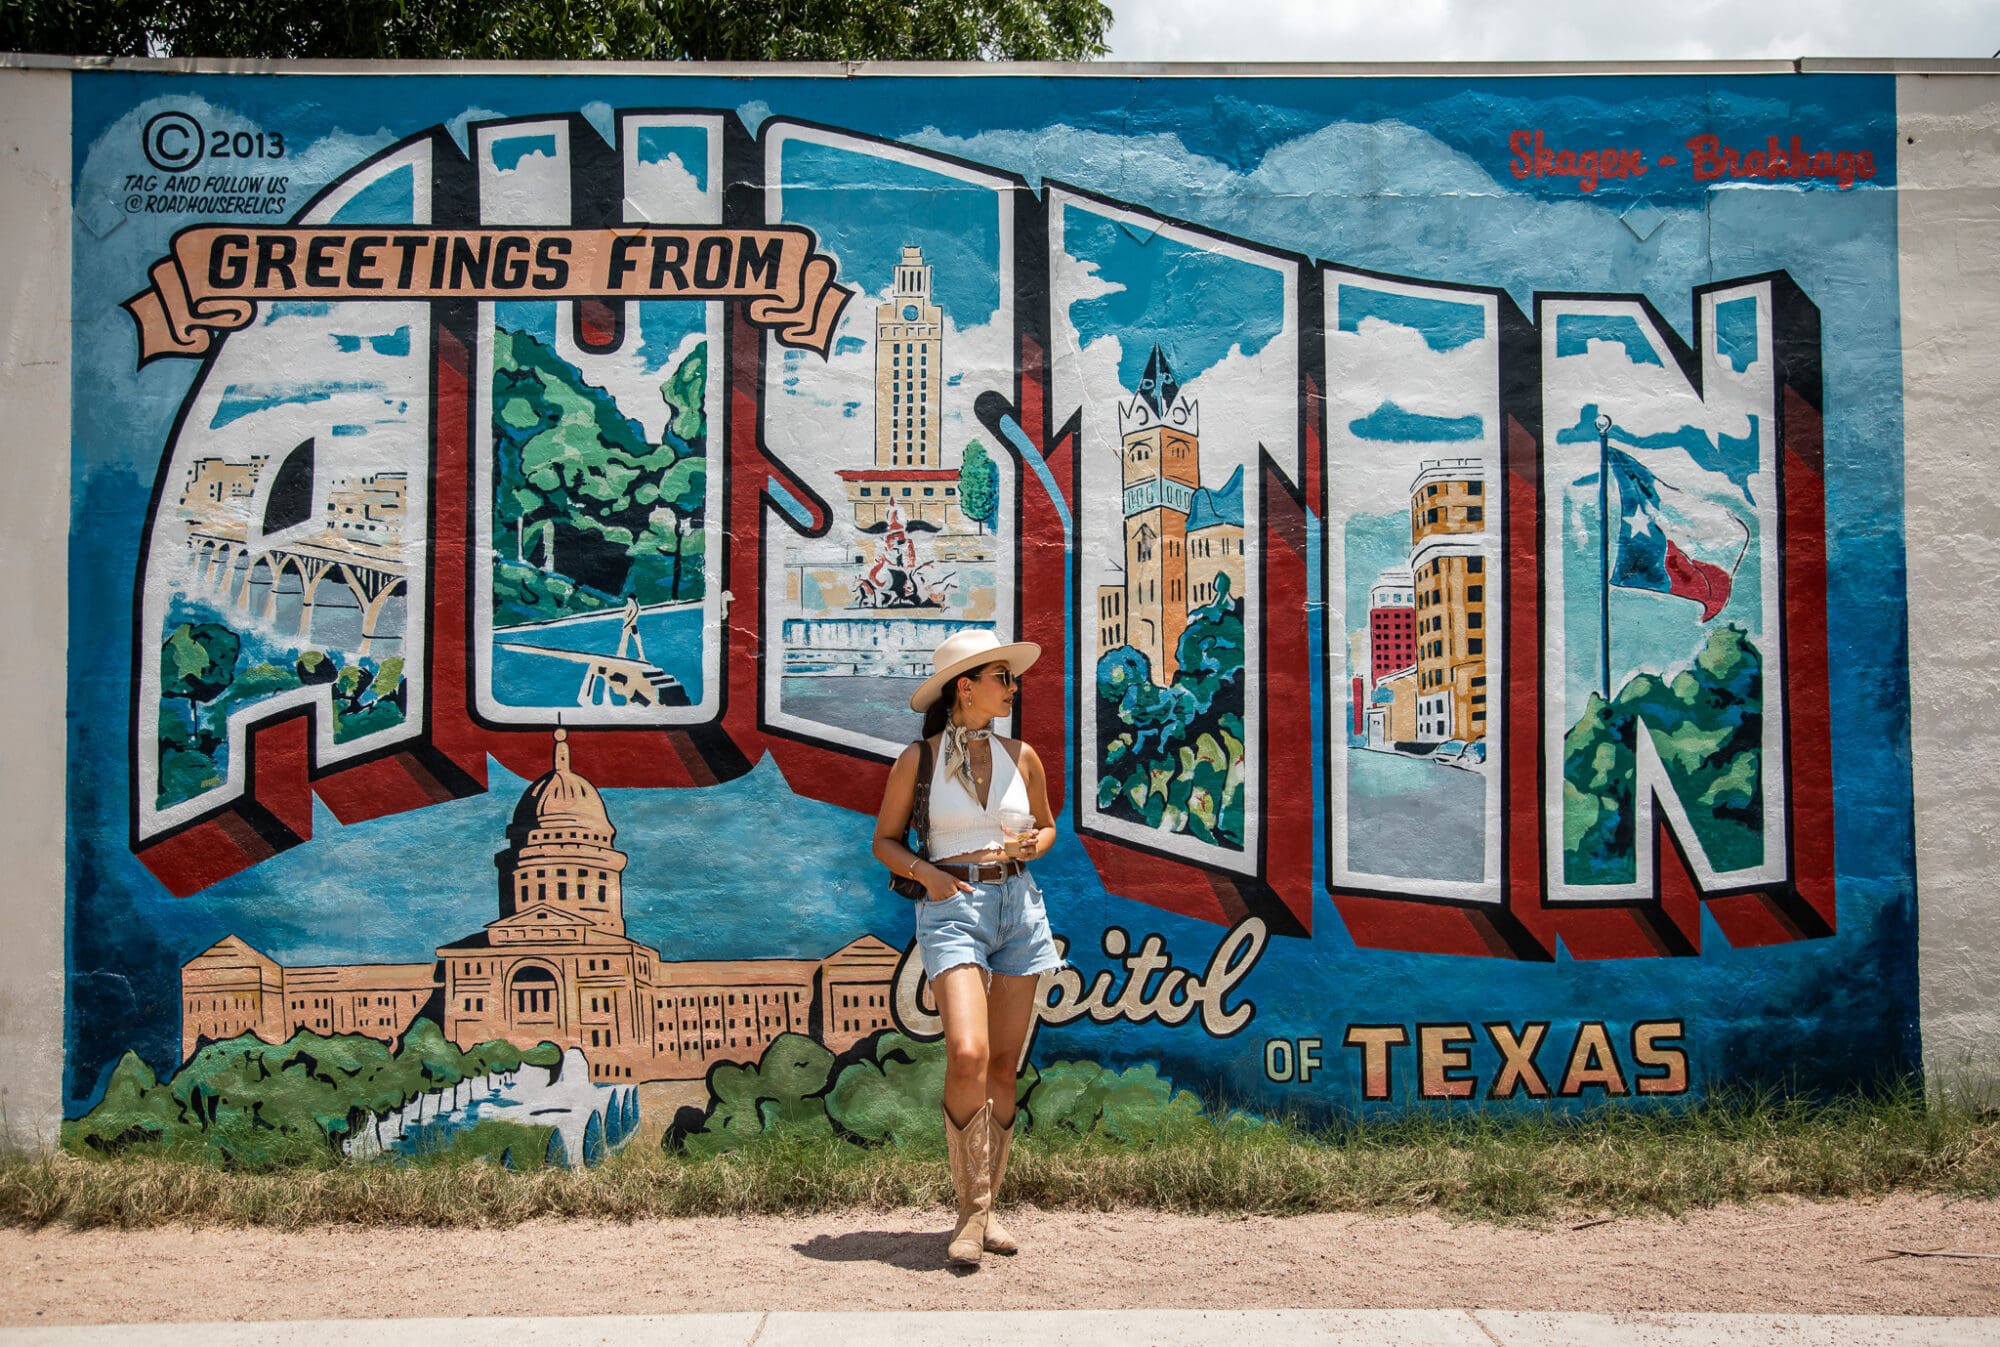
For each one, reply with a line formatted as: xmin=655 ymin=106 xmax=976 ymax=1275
xmin=1595 ymin=413 xmax=1613 ymax=699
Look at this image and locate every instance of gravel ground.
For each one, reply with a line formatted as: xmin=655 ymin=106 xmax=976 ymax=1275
xmin=2 ymin=1193 xmax=1996 ymax=1326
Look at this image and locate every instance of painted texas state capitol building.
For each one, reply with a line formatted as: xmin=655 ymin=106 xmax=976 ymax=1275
xmin=180 ymin=732 xmax=900 ymax=1082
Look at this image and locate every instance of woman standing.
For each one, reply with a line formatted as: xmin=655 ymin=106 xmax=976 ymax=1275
xmin=873 ymin=630 xmax=1062 ymax=1268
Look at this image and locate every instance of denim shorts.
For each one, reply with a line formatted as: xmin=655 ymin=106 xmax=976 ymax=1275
xmin=914 ymin=868 xmax=1065 ymax=981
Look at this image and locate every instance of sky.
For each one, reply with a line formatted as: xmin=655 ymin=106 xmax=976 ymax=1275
xmin=1105 ymin=0 xmax=1996 ymax=63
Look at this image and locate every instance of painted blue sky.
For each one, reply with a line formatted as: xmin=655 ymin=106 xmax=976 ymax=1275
xmin=329 ymin=162 xmax=417 ymax=225
xmin=1715 ymin=297 xmax=1759 ymax=373
xmin=1555 ymin=403 xmax=1763 ymax=503
xmin=1063 ymin=202 xmax=1286 ymax=391
xmin=635 ymin=124 xmax=708 ymax=191
xmin=777 ymin=138 xmax=1003 ymax=323
xmin=1338 ymin=287 xmax=1484 ymax=352
xmin=1343 ymin=511 xmax=1413 ymax=637
xmin=1350 ymin=401 xmax=1482 ymax=443
xmin=489 ymin=133 xmax=555 ymax=172
xmin=1556 ymin=313 xmax=1665 ymax=365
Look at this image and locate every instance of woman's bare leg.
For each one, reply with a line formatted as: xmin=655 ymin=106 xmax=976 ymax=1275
xmin=932 ymin=963 xmax=992 ymax=1126
xmin=984 ymin=973 xmax=1040 ymax=1124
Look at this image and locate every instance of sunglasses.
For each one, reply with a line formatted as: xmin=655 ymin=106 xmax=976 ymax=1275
xmin=977 ymin=667 xmax=1019 ymax=689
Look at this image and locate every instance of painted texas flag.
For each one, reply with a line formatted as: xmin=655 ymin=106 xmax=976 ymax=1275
xmin=1606 ymin=447 xmax=1748 ymax=622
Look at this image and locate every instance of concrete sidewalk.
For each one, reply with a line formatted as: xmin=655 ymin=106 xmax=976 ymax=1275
xmin=4 ymin=1311 xmax=1998 ymax=1345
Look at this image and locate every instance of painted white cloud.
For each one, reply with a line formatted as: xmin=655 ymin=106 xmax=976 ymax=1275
xmin=911 ymin=118 xmax=1717 ymax=315
xmin=1328 ymin=314 xmax=1496 ymax=424
xmin=485 ymin=145 xmax=565 ymax=223
xmin=444 ymin=106 xmax=509 ymax=157
xmin=1052 ymin=247 xmax=1128 ymax=310
xmin=1177 ymin=339 xmax=1298 ymax=480
xmin=912 ymin=123 xmax=1239 ymax=199
xmin=552 ymin=321 xmax=709 ymax=445
xmin=628 ymin=152 xmax=707 ymax=222
xmin=1323 ymin=283 xmax=1499 ymax=530
xmin=192 ymin=301 xmax=429 ymax=484
xmin=580 ymin=100 xmax=618 ymax=149
xmin=1545 ymin=335 xmax=1766 ymax=509
xmin=279 ymin=126 xmax=403 ymax=202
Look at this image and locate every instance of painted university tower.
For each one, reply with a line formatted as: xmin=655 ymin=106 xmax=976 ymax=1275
xmin=181 ymin=732 xmax=899 ymax=1082
xmin=1101 ymin=347 xmax=1244 ymax=688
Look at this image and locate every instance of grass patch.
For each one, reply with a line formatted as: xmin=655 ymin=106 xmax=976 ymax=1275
xmin=6 ymin=1084 xmax=1996 ymax=1231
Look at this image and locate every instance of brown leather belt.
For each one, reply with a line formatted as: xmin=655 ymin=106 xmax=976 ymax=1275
xmin=934 ymin=859 xmax=1025 ymax=882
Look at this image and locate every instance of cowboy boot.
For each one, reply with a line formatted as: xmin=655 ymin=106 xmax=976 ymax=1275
xmin=942 ymin=1102 xmax=992 ymax=1267
xmin=983 ymin=1110 xmax=1019 ymax=1255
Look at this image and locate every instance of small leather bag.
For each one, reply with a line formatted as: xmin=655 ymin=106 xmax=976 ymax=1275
xmin=888 ymin=737 xmax=934 ymax=900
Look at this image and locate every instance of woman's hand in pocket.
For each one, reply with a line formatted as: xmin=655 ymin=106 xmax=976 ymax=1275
xmin=923 ymin=868 xmax=976 ymax=903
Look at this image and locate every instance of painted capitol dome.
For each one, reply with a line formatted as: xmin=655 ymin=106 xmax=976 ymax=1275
xmin=508 ymin=727 xmax=613 ymax=845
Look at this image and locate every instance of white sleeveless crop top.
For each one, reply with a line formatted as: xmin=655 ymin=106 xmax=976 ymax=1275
xmin=926 ymin=737 xmax=1031 ymax=859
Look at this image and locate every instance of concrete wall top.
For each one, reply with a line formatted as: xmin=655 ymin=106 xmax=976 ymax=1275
xmin=6 ymin=52 xmax=2000 ymax=76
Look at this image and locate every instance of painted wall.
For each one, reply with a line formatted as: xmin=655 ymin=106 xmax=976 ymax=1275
xmin=3 ymin=59 xmax=1995 ymax=1158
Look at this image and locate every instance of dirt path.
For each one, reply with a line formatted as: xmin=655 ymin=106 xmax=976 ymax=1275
xmin=4 ymin=1194 xmax=1996 ymax=1326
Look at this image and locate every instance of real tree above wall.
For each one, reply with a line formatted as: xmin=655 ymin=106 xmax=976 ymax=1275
xmin=0 ymin=0 xmax=1114 ymax=61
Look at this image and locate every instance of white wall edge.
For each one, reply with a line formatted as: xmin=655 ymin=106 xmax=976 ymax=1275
xmin=0 ymin=66 xmax=72 ymax=1148
xmin=1900 ymin=72 xmax=2000 ymax=1105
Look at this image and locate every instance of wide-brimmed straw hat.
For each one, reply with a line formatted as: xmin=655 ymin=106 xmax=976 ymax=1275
xmin=909 ymin=629 xmax=1041 ymax=712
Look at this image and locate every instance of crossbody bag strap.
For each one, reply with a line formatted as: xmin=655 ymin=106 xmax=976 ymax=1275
xmin=911 ymin=737 xmax=934 ymax=859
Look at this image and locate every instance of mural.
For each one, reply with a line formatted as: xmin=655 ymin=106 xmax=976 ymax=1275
xmin=64 ymin=70 xmax=1915 ymax=1162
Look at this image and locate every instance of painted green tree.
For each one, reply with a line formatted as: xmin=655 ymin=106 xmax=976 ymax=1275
xmin=490 ymin=330 xmax=708 ymax=623
xmin=158 ymin=621 xmax=239 ymax=806
xmin=161 ymin=622 xmax=240 ymax=735
xmin=1563 ymin=624 xmax=1763 ymax=884
xmin=662 ymin=339 xmax=706 ymax=443
xmin=676 ymin=1033 xmax=837 ymax=1157
xmin=665 ymin=1030 xmax=1208 ymax=1155
xmin=1093 ymin=575 xmax=1248 ymax=848
xmin=957 ymin=440 xmax=998 ymax=534
xmin=158 ymin=621 xmax=413 ymax=809
xmin=65 ymin=1025 xmax=559 ymax=1167
xmin=824 ymin=1032 xmax=952 ymax=1147
xmin=630 ymin=456 xmax=708 ymax=605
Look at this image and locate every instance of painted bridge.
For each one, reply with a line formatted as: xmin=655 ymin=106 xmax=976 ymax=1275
xmin=185 ymin=523 xmax=407 ymax=657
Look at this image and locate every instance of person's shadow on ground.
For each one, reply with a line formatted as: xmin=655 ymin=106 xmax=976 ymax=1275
xmin=793 ymin=1229 xmax=974 ymax=1275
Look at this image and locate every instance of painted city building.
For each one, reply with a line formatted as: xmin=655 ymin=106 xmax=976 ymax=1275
xmin=182 ymin=730 xmax=898 ymax=1085
xmin=1409 ymin=459 xmax=1490 ymax=746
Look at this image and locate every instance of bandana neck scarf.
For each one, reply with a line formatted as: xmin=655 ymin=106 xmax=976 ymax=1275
xmin=941 ymin=721 xmax=992 ymax=804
